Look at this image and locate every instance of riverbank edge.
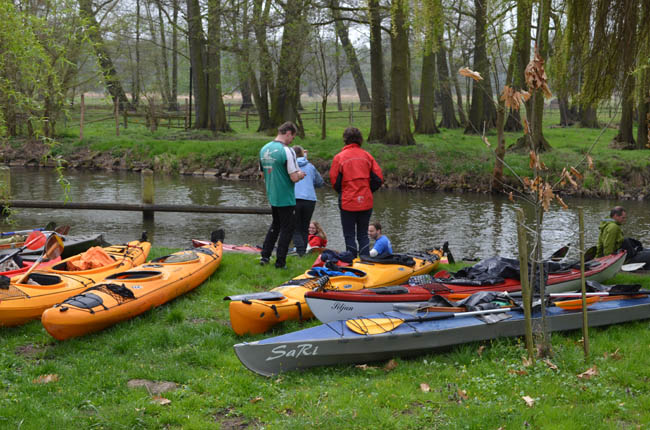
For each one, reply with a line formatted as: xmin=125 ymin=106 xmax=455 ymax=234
xmin=1 ymin=140 xmax=648 ymax=200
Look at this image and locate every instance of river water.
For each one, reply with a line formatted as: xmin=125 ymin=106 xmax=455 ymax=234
xmin=4 ymin=167 xmax=649 ymax=259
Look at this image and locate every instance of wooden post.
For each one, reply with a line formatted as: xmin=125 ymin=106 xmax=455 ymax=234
xmin=315 ymin=104 xmax=318 ymax=123
xmin=227 ymin=103 xmax=231 ymax=122
xmin=114 ymin=97 xmax=120 ymax=136
xmin=245 ymin=109 xmax=249 ymax=129
xmin=579 ymin=207 xmax=590 ymax=359
xmin=141 ymin=169 xmax=154 ymax=221
xmin=79 ymin=94 xmax=85 ymax=140
xmin=516 ymin=208 xmax=535 ymax=363
xmin=348 ymin=103 xmax=353 ymax=125
xmin=123 ymin=108 xmax=128 ymax=129
xmin=184 ymin=98 xmax=189 ymax=130
xmin=0 ymin=166 xmax=10 ymax=217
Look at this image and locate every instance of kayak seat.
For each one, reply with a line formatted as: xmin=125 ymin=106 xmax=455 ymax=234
xmin=359 ymin=254 xmax=416 ymax=266
xmin=25 ymin=273 xmax=62 ymax=286
xmin=373 ymin=286 xmax=410 ymax=295
xmin=105 ymin=271 xmax=162 ymax=280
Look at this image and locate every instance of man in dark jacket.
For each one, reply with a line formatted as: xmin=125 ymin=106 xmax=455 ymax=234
xmin=330 ymin=127 xmax=383 ymax=257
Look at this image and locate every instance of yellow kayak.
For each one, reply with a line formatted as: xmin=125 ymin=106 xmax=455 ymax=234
xmin=0 ymin=239 xmax=151 ymax=327
xmin=42 ymin=235 xmax=223 ymax=340
xmin=227 ymin=250 xmax=442 ymax=335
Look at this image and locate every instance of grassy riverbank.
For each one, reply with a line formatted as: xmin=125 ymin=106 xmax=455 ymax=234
xmin=3 ymin=102 xmax=649 ymax=198
xmin=2 ymin=248 xmax=650 ymax=429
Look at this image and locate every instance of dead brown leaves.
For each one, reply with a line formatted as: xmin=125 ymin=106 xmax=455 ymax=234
xmin=459 ymin=67 xmax=483 ymax=81
xmin=522 ymin=395 xmax=535 ymax=407
xmin=500 ymin=85 xmax=531 ymax=111
xmin=384 ymin=359 xmax=399 ymax=372
xmin=577 ymin=365 xmax=599 ymax=379
xmin=33 ymin=374 xmax=59 ymax=384
xmin=524 ymin=46 xmax=552 ymax=98
xmin=420 ymin=383 xmax=431 ymax=393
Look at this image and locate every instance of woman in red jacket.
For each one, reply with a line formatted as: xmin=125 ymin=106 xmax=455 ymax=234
xmin=330 ymin=127 xmax=383 ymax=257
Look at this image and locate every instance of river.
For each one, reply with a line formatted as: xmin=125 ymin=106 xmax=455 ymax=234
xmin=4 ymin=167 xmax=649 ymax=260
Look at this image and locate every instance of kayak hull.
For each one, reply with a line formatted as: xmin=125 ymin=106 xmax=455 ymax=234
xmin=305 ymin=251 xmax=626 ymax=322
xmin=0 ymin=240 xmax=151 ymax=326
xmin=234 ymin=295 xmax=650 ymax=376
xmin=41 ymin=242 xmax=222 ymax=340
xmin=227 ymin=251 xmax=442 ymax=335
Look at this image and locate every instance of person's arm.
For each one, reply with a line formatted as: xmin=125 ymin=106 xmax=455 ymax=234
xmin=601 ymin=224 xmax=622 ymax=255
xmin=368 ymin=154 xmax=383 ymax=192
xmin=285 ymin=147 xmax=305 ymax=183
xmin=312 ymin=165 xmax=324 ymax=188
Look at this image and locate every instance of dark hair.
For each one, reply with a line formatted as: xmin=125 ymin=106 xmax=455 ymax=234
xmin=278 ymin=121 xmax=298 ymax=135
xmin=293 ymin=145 xmax=304 ymax=157
xmin=611 ymin=206 xmax=626 ymax=217
xmin=343 ymin=127 xmax=363 ymax=145
xmin=369 ymin=221 xmax=382 ymax=231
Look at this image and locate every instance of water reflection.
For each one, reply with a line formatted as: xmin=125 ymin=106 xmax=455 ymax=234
xmin=4 ymin=167 xmax=649 ymax=259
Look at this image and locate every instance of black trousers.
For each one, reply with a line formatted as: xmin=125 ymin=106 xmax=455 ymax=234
xmin=340 ymin=208 xmax=372 ymax=257
xmin=292 ymin=199 xmax=316 ymax=256
xmin=262 ymin=205 xmax=296 ymax=267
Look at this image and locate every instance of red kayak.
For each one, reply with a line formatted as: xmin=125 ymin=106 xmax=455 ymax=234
xmin=305 ymin=251 xmax=626 ymax=323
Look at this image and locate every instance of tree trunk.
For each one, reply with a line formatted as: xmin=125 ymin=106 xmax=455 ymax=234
xmin=133 ymin=0 xmax=141 ymax=106
xmin=330 ymin=0 xmax=371 ymax=109
xmin=321 ymin=98 xmax=328 ymax=139
xmin=335 ymin=35 xmax=343 ymax=111
xmin=415 ymin=37 xmax=439 ymax=134
xmin=187 ymin=0 xmax=209 ymax=128
xmin=636 ymin=0 xmax=650 ymax=149
xmin=78 ymin=0 xmax=130 ymax=110
xmin=465 ymin=0 xmax=496 ymax=134
xmin=367 ymin=0 xmax=386 ymax=142
xmin=252 ymin=0 xmax=273 ymax=131
xmin=558 ymin=96 xmax=577 ymax=126
xmin=155 ymin=0 xmax=172 ymax=109
xmin=145 ymin=2 xmax=167 ymax=106
xmin=385 ymin=0 xmax=415 ymax=145
xmin=170 ymin=0 xmax=179 ymax=110
xmin=436 ymin=36 xmax=459 ymax=129
xmin=207 ymin=0 xmax=232 ymax=132
xmin=612 ymin=0 xmax=637 ymax=148
xmin=269 ymin=0 xmax=307 ymax=130
xmin=579 ymin=105 xmax=599 ymax=128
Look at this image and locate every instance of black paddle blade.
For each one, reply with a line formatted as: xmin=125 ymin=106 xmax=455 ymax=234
xmin=442 ymin=241 xmax=455 ymax=264
xmin=44 ymin=221 xmax=57 ymax=231
xmin=0 ymin=275 xmax=10 ymax=290
xmin=584 ymin=246 xmax=597 ymax=262
xmin=140 ymin=231 xmax=148 ymax=242
xmin=549 ymin=244 xmax=570 ymax=262
xmin=211 ymin=229 xmax=225 ymax=243
xmin=609 ymin=284 xmax=642 ymax=294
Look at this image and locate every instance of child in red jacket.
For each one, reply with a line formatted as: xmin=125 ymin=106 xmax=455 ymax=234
xmin=308 ymin=221 xmax=328 ymax=249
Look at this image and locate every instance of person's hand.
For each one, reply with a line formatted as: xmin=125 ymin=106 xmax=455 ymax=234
xmin=299 ymin=170 xmax=306 ymax=179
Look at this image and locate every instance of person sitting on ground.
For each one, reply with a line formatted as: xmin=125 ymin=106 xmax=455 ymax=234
xmin=596 ymin=206 xmax=626 ymax=258
xmin=368 ymin=222 xmax=392 ymax=258
xmin=307 ymin=221 xmax=327 ymax=250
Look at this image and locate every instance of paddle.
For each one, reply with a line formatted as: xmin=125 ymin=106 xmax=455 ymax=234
xmin=621 ymin=263 xmax=646 ymax=272
xmin=549 ymin=244 xmax=570 ymax=262
xmin=583 ymin=246 xmax=597 ymax=262
xmin=54 ymin=225 xmax=71 ymax=236
xmin=0 ymin=231 xmax=47 ymax=265
xmin=16 ymin=234 xmax=64 ymax=285
xmin=0 ymin=222 xmax=56 ymax=237
xmin=442 ymin=242 xmax=455 ymax=264
xmin=346 ymin=307 xmax=514 ymax=335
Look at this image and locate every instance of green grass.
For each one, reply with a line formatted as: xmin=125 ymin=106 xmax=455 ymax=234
xmin=2 ymin=251 xmax=650 ymax=429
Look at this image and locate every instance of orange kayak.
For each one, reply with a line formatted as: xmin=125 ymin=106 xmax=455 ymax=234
xmin=227 ymin=250 xmax=443 ymax=335
xmin=0 ymin=239 xmax=151 ymax=327
xmin=42 ymin=239 xmax=223 ymax=340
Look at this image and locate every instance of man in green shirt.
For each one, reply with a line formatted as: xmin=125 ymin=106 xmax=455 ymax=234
xmin=596 ymin=206 xmax=626 ymax=257
xmin=259 ymin=122 xmax=306 ymax=269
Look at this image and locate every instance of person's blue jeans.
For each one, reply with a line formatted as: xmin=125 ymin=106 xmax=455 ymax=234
xmin=340 ymin=208 xmax=372 ymax=257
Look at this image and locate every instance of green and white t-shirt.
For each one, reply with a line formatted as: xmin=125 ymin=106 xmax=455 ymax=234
xmin=259 ymin=141 xmax=299 ymax=207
